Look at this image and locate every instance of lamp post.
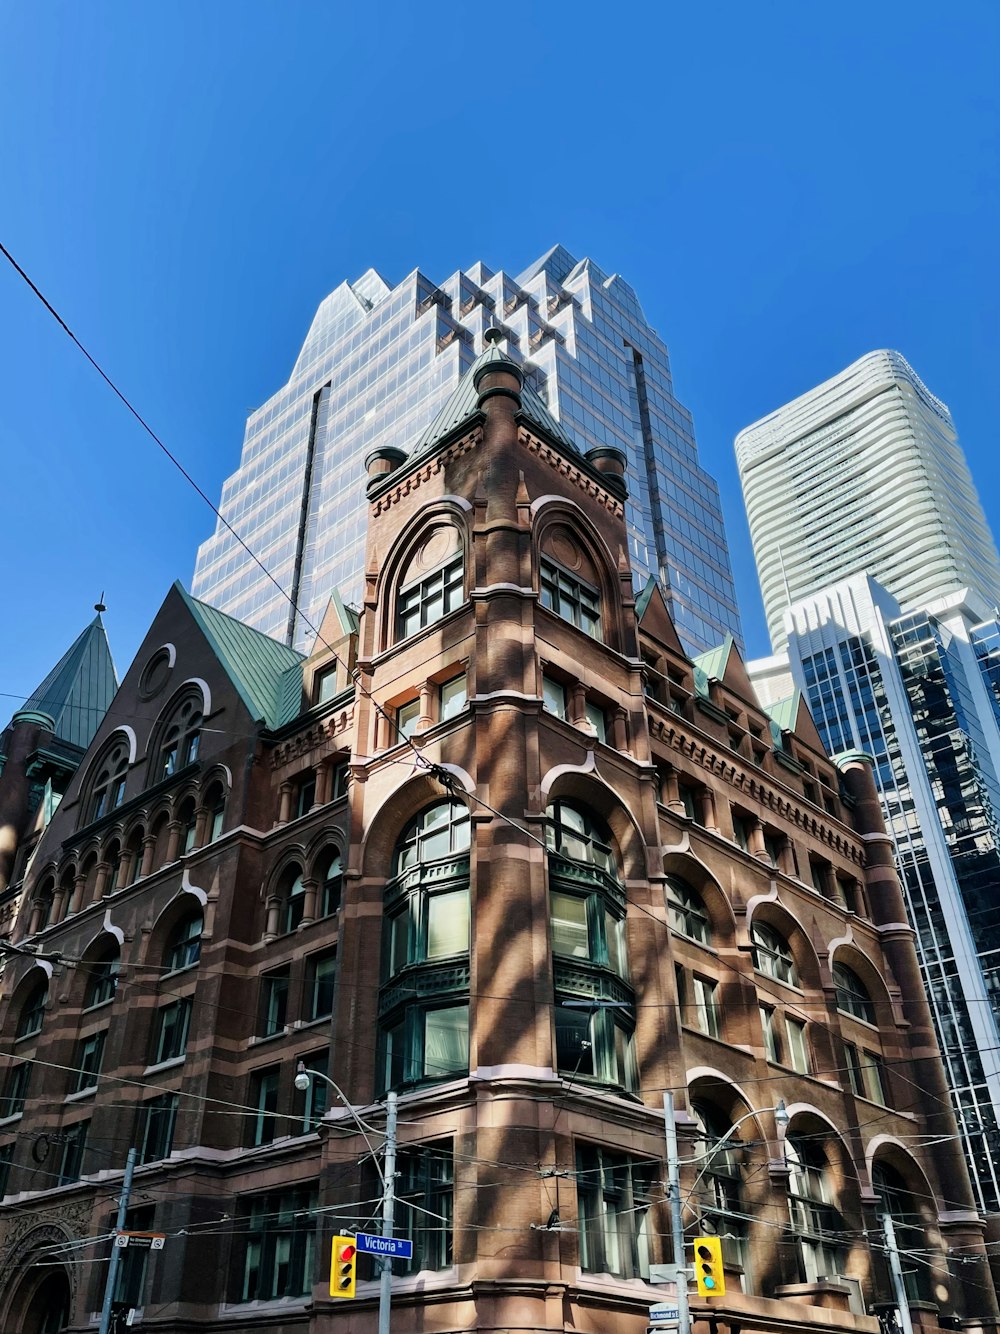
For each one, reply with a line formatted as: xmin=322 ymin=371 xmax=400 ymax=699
xmin=663 ymin=1094 xmax=789 ymax=1334
xmin=294 ymin=1064 xmax=398 ymax=1334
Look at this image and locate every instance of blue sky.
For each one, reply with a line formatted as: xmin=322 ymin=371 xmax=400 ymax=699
xmin=1 ymin=1 xmax=997 ymax=702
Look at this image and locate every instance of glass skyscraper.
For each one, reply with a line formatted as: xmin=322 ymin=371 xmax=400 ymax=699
xmin=192 ymin=246 xmax=742 ymax=655
xmin=736 ymin=351 xmax=1000 ymax=653
xmin=750 ymin=575 xmax=1000 ymax=1212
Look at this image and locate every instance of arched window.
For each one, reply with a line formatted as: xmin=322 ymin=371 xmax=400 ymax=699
xmin=85 ymin=942 xmax=120 ymax=1009
xmin=396 ymin=527 xmax=465 ymax=642
xmin=280 ymin=866 xmax=307 ymax=934
xmin=105 ymin=840 xmax=122 ymax=895
xmin=89 ymin=742 xmax=129 ymax=823
xmin=540 ymin=556 xmax=602 ymax=639
xmin=689 ymin=1102 xmax=750 ymax=1287
xmin=205 ymin=782 xmax=226 ymax=843
xmin=751 ymin=921 xmax=799 ymax=987
xmin=125 ymin=826 xmax=145 ymax=885
xmin=547 ymin=801 xmax=635 ymax=1092
xmin=157 ymin=697 xmax=202 ymax=780
xmin=833 ymin=962 xmax=876 ymax=1023
xmin=872 ymin=1161 xmax=933 ymax=1301
xmin=16 ymin=980 xmax=48 ymax=1040
xmin=378 ymin=801 xmax=470 ymax=1094
xmin=546 ymin=800 xmax=615 ymax=874
xmin=785 ymin=1137 xmax=847 ymax=1284
xmin=164 ymin=912 xmax=203 ymax=973
xmin=666 ymin=878 xmax=712 ymax=945
xmin=316 ymin=848 xmax=343 ymax=919
xmin=178 ymin=797 xmax=198 ymax=855
xmin=31 ymin=878 xmax=55 ymax=934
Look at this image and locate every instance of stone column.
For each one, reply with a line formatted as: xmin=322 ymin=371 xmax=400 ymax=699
xmin=698 ymin=787 xmax=719 ymax=832
xmin=93 ymin=863 xmax=110 ymax=903
xmin=314 ymin=763 xmax=330 ymax=808
xmin=51 ymin=884 xmax=68 ymax=924
xmin=264 ymin=895 xmax=281 ymax=940
xmin=140 ymin=835 xmax=156 ymax=879
xmin=417 ymin=683 xmax=434 ymax=732
xmin=748 ymin=816 xmax=768 ymax=861
xmin=277 ymin=781 xmax=293 ymax=826
xmin=611 ymin=706 xmax=628 ymax=753
xmin=662 ymin=767 xmax=685 ymax=815
xmin=778 ymin=837 xmax=797 ymax=877
xmin=193 ymin=807 xmax=209 ymax=849
xmin=166 ymin=821 xmax=182 ymax=864
xmin=570 ymin=683 xmax=588 ymax=728
xmin=68 ymin=874 xmax=87 ymax=917
xmin=300 ymin=877 xmax=320 ymax=928
xmin=27 ymin=903 xmax=43 ymax=936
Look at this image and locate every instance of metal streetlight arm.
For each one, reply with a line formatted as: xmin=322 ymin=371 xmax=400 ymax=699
xmin=294 ymin=1062 xmax=385 ymax=1178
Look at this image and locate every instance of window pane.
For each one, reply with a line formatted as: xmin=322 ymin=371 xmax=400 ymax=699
xmin=426 ymin=889 xmax=470 ymax=959
xmin=551 ymin=892 xmax=590 ymax=959
xmin=423 ymin=1005 xmax=468 ymax=1079
xmin=543 ymin=676 xmax=568 ymax=718
xmin=440 ymin=675 xmax=467 ymax=720
xmin=555 ymin=1007 xmax=594 ymax=1076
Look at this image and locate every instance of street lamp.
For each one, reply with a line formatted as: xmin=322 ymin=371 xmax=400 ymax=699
xmin=293 ymin=1061 xmax=384 ymax=1177
xmin=664 ymin=1094 xmax=790 ymax=1334
xmin=293 ymin=1062 xmax=398 ymax=1334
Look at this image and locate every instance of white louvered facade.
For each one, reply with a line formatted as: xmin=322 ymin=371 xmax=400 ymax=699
xmin=736 ymin=350 xmax=1000 ymax=652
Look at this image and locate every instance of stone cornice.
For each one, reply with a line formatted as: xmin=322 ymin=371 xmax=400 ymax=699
xmin=518 ymin=426 xmax=625 ymax=516
xmin=649 ymin=713 xmax=864 ymax=866
xmin=369 ymin=427 xmax=482 ymax=513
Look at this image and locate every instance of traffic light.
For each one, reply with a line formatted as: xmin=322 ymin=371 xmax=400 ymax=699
xmin=693 ymin=1234 xmax=725 ymax=1297
xmin=331 ymin=1235 xmax=357 ymax=1298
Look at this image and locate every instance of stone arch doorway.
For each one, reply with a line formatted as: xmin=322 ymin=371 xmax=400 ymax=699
xmin=7 ymin=1266 xmax=71 ymax=1334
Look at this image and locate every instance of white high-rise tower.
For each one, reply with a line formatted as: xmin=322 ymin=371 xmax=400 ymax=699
xmin=736 ymin=350 xmax=1000 ymax=652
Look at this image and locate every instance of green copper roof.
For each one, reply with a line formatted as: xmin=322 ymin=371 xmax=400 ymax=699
xmin=765 ymin=692 xmax=800 ymax=734
xmin=176 ymin=583 xmax=305 ymax=729
xmin=634 ymin=575 xmax=657 ymax=621
xmin=410 ymin=338 xmax=579 ymax=459
xmin=19 ymin=615 xmax=118 ymax=750
xmin=692 ymin=634 xmax=734 ymax=696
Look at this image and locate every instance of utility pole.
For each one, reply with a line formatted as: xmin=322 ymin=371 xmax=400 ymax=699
xmin=98 ymin=1146 xmax=137 ymax=1334
xmin=881 ymin=1213 xmax=915 ymax=1334
xmin=378 ymin=1090 xmax=398 ymax=1334
xmin=664 ymin=1092 xmax=691 ymax=1334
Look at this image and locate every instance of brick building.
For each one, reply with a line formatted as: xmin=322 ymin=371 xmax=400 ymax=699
xmin=0 ymin=335 xmax=997 ymax=1332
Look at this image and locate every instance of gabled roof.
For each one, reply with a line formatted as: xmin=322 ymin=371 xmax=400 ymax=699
xmin=19 ymin=614 xmax=118 ymax=750
xmin=635 ymin=576 xmax=686 ymax=655
xmin=175 ymin=584 xmax=304 ymax=729
xmin=692 ymin=634 xmax=735 ymax=696
xmin=409 ymin=337 xmax=579 ymax=459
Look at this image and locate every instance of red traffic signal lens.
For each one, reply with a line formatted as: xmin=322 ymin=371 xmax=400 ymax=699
xmin=339 ymin=1244 xmax=356 ymax=1261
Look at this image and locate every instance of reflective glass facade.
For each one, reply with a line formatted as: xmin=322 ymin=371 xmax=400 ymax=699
xmin=765 ymin=577 xmax=1000 ymax=1212
xmin=192 ymin=247 xmax=742 ymax=655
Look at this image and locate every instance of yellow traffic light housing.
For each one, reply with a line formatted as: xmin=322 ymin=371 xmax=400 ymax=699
xmin=694 ymin=1234 xmax=725 ymax=1297
xmin=331 ymin=1235 xmax=357 ymax=1298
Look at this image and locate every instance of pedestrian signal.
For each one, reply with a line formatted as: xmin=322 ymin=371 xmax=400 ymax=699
xmin=331 ymin=1235 xmax=357 ymax=1298
xmin=694 ymin=1234 xmax=725 ymax=1297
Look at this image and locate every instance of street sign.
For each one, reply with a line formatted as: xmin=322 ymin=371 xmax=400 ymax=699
xmin=649 ymin=1303 xmax=680 ymax=1320
xmin=114 ymin=1232 xmax=166 ymax=1250
xmin=354 ymin=1231 xmax=413 ymax=1260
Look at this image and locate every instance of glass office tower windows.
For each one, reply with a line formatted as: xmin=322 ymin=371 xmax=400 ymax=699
xmin=192 ymin=248 xmax=742 ymax=656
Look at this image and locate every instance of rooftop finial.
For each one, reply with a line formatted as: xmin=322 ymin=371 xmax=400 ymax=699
xmin=483 ymin=326 xmax=504 ymax=346
xmin=94 ymin=591 xmax=107 ymax=614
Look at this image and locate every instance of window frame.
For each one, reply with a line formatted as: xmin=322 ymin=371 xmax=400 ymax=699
xmin=248 ymin=1066 xmax=280 ymax=1147
xmin=1 ymin=1062 xmax=30 ymax=1119
xmin=304 ymin=951 xmax=336 ymax=1022
xmin=72 ymin=1029 xmax=107 ymax=1094
xmin=666 ymin=878 xmax=712 ymax=946
xmin=396 ymin=551 xmax=465 ymax=642
xmin=833 ymin=962 xmax=876 ymax=1024
xmin=394 ymin=1141 xmax=454 ymax=1275
xmin=539 ymin=555 xmax=602 ymax=640
xmin=164 ymin=913 xmax=203 ymax=974
xmin=751 ymin=921 xmax=799 ymax=987
xmin=152 ymin=997 xmax=192 ymax=1065
xmin=237 ymin=1185 xmax=317 ymax=1303
xmin=139 ymin=1092 xmax=179 ymax=1164
xmin=15 ymin=983 xmax=47 ymax=1040
xmin=576 ymin=1143 xmax=653 ymax=1280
